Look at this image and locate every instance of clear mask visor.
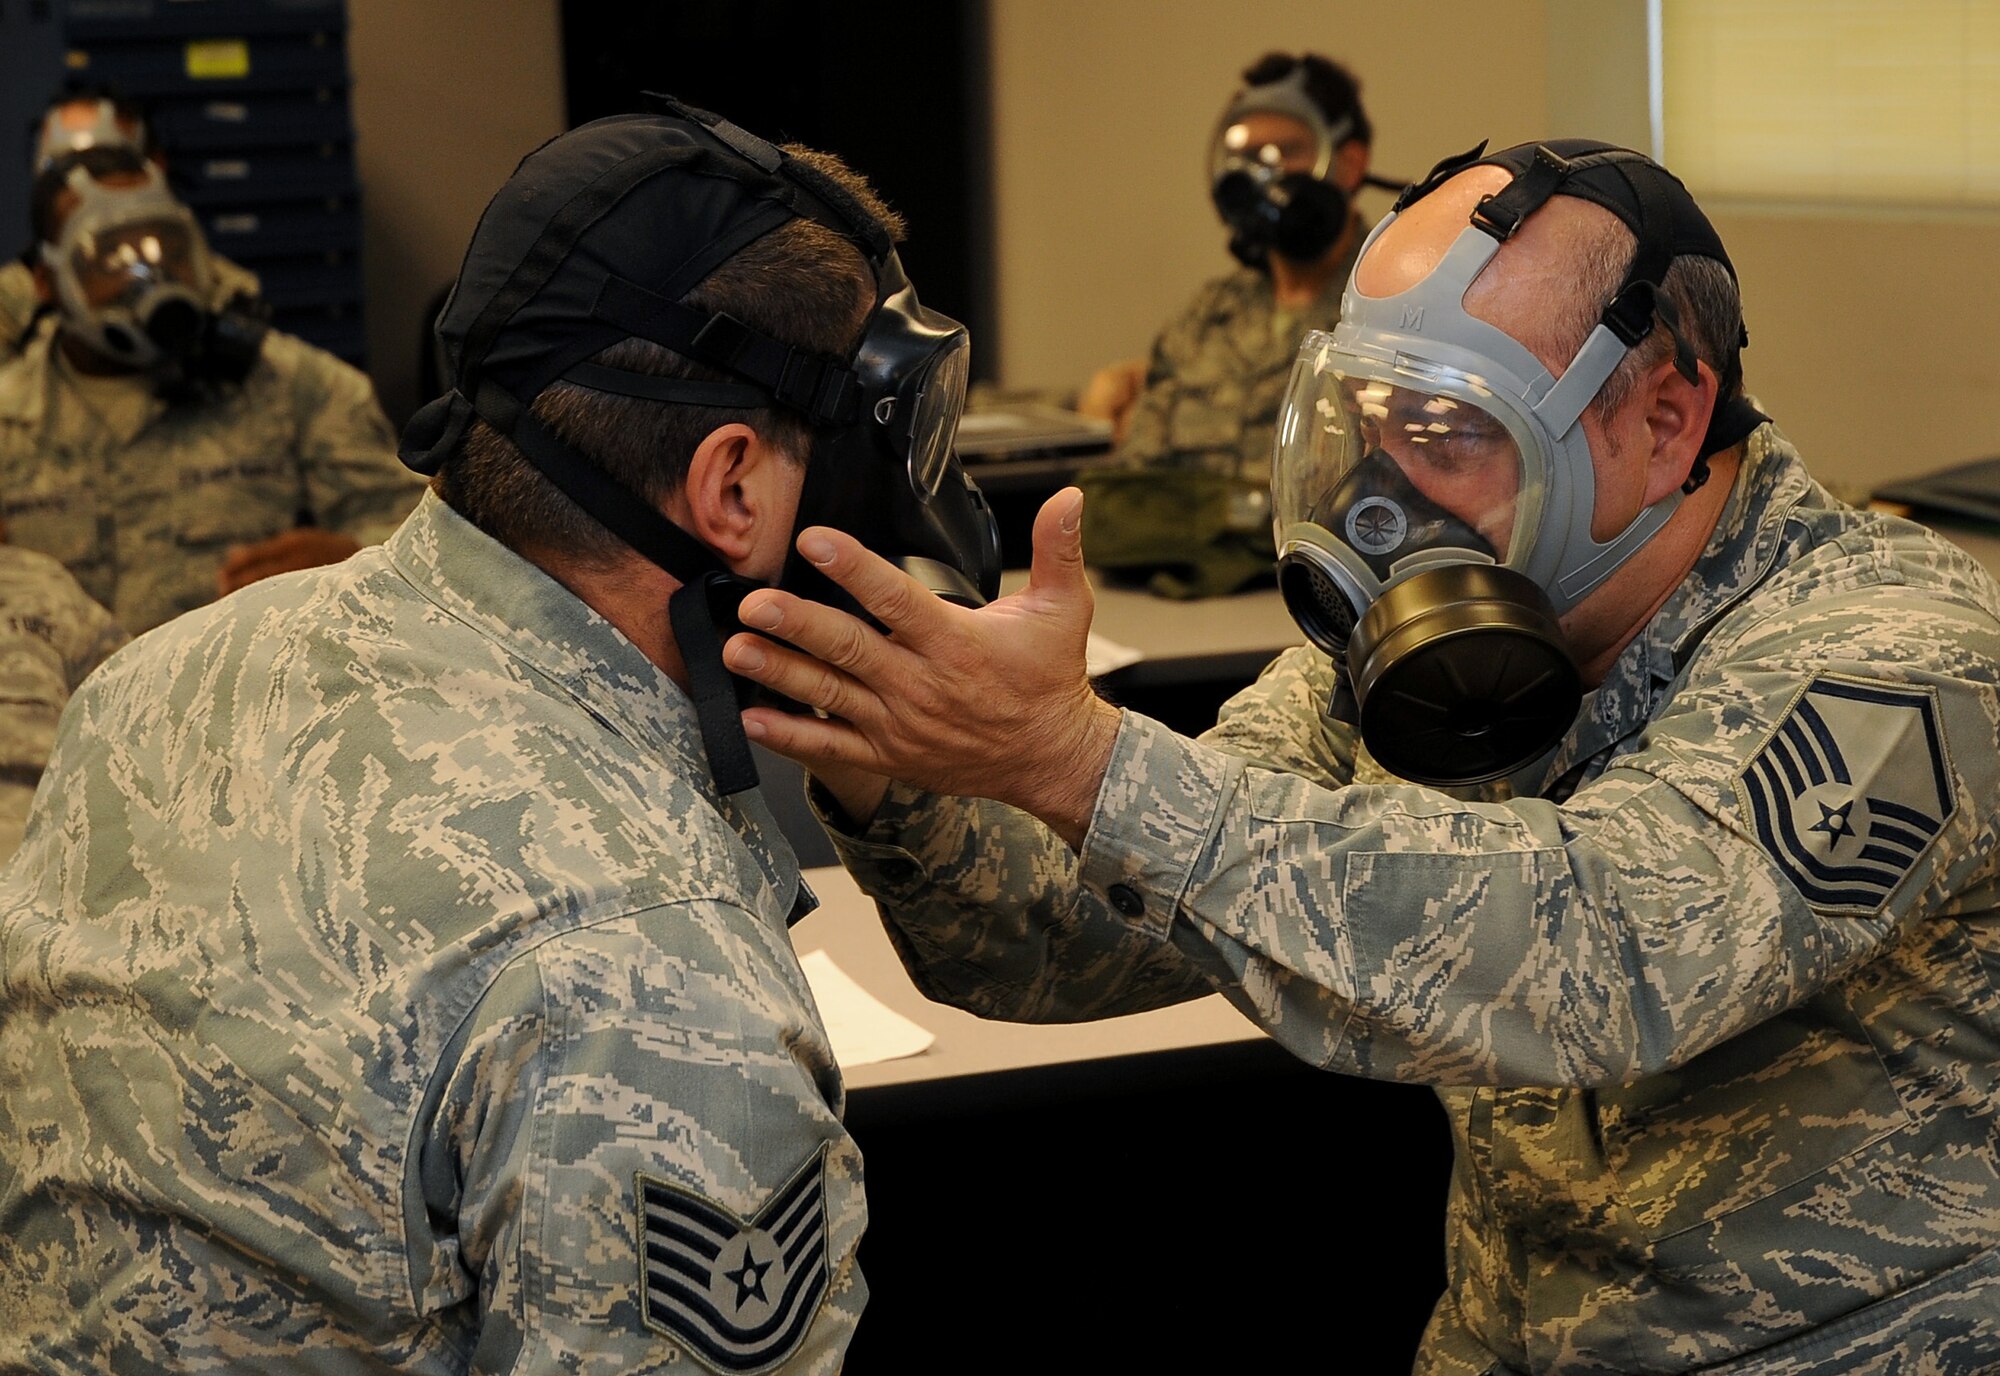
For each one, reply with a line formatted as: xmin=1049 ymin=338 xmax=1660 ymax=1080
xmin=1207 ymin=110 xmax=1330 ymax=202
xmin=1274 ymin=335 xmax=1529 ymax=582
xmin=65 ymin=215 xmax=207 ymax=312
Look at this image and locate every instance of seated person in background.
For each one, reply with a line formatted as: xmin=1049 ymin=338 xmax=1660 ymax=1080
xmin=0 ymin=86 xmax=261 ymax=362
xmin=0 ymin=518 xmax=125 ymax=861
xmin=1079 ymin=51 xmax=1384 ymax=598
xmin=0 ymin=147 xmax=422 ymax=634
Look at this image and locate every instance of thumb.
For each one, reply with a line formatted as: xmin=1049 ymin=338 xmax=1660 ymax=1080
xmin=1026 ymin=486 xmax=1089 ymax=602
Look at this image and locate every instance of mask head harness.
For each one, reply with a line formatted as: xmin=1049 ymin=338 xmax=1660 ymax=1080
xmin=399 ymin=95 xmax=999 ymax=795
xmin=1208 ymin=65 xmax=1361 ymax=269
xmin=1272 ymin=138 xmax=1767 ymax=786
xmin=33 ymin=96 xmax=146 ymax=173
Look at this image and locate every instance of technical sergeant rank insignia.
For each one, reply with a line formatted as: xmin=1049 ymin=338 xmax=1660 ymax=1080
xmin=637 ymin=1145 xmax=831 ymax=1373
xmin=1737 ymin=675 xmax=1954 ymax=914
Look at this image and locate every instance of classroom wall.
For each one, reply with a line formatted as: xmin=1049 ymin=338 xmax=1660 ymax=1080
xmin=985 ymin=0 xmax=1552 ymax=394
xmin=340 ymin=2 xmax=2000 ymax=490
xmin=348 ymin=0 xmax=566 ymax=427
xmin=1714 ymin=211 xmax=2000 ymax=496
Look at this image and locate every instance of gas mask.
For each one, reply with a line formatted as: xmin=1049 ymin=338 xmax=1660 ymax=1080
xmin=1272 ymin=140 xmax=1767 ymax=787
xmin=39 ymin=161 xmax=268 ymax=391
xmin=1208 ymin=67 xmax=1354 ymax=268
xmin=42 ymin=161 xmax=211 ymax=370
xmin=401 ymin=97 xmax=999 ymax=793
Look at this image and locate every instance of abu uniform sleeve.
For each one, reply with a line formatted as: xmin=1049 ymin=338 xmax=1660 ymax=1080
xmin=826 ymin=646 xmax=1349 ymax=1022
xmin=1077 ymin=579 xmax=2000 ymax=1088
xmin=417 ymin=900 xmax=865 ymax=1376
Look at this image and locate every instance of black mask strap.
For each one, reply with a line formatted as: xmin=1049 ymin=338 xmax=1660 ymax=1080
xmin=593 ymin=276 xmax=865 ymax=425
xmin=563 ymin=360 xmax=770 ymax=409
xmin=469 ymin=380 xmax=763 ymax=794
xmin=1467 ymin=142 xmax=1571 ymax=241
xmin=1393 ymin=140 xmax=1488 ymax=213
xmin=667 ymin=571 xmax=762 ymax=794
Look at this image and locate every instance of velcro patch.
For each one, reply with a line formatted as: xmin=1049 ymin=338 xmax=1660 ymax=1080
xmin=1737 ymin=676 xmax=1954 ymax=914
xmin=637 ymin=1144 xmax=831 ymax=1374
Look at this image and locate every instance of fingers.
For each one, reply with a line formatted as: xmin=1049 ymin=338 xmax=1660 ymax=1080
xmin=739 ymin=703 xmax=882 ymax=776
xmin=1027 ymin=487 xmax=1091 ymax=601
xmin=724 ymin=628 xmax=882 ymax=728
xmin=745 ymin=528 xmax=959 ymax=654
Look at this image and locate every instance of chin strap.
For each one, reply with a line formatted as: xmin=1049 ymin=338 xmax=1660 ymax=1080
xmin=667 ymin=571 xmax=763 ymax=795
xmin=453 ymin=380 xmax=769 ymax=794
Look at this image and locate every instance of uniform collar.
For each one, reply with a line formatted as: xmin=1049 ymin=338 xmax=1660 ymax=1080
xmin=382 ymin=491 xmax=805 ymax=907
xmin=1538 ymin=422 xmax=1809 ymax=789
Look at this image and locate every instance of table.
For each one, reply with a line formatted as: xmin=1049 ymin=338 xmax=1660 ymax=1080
xmin=793 ymin=864 xmax=1261 ymax=1088
xmin=797 ymin=860 xmax=1450 ymax=1374
xmin=1001 ymin=567 xmax=1304 ymax=691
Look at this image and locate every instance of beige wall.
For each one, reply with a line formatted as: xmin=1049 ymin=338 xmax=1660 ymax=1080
xmin=344 ymin=3 xmax=2000 ymax=491
xmin=349 ymin=0 xmax=565 ymax=426
xmin=1716 ymin=212 xmax=2000 ymax=494
xmin=989 ymin=0 xmax=2000 ymax=491
xmin=986 ymin=0 xmax=1553 ymax=391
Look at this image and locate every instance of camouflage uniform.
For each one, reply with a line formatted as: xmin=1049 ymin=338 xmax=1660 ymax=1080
xmin=1117 ymin=231 xmax=1364 ymax=482
xmin=0 ymin=324 xmax=424 ymax=633
xmin=0 ymin=251 xmax=262 ymax=365
xmin=1080 ymin=223 xmax=1366 ymax=597
xmin=833 ymin=424 xmax=2000 ymax=1373
xmin=0 ymin=544 xmax=124 ymax=859
xmin=0 ymin=491 xmax=865 ymax=1374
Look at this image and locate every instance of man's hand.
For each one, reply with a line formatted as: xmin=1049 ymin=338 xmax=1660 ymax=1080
xmin=1076 ymin=358 xmax=1146 ymax=445
xmin=725 ymin=488 xmax=1122 ymax=851
xmin=217 ymin=527 xmax=362 ymax=594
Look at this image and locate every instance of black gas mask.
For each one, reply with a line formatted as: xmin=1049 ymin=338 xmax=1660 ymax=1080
xmin=399 ymin=97 xmax=999 ymax=793
xmin=1207 ymin=67 xmax=1355 ymax=268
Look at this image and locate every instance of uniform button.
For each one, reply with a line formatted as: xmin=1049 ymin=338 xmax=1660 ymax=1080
xmin=882 ymin=858 xmax=917 ymax=882
xmin=1107 ymin=883 xmax=1144 ymax=917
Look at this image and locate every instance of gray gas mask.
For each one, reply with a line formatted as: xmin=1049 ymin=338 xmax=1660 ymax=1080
xmin=40 ymin=162 xmax=214 ymax=371
xmin=1272 ymin=140 xmax=1765 ymax=786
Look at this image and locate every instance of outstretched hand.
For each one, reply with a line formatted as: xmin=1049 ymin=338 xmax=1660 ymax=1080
xmin=725 ymin=487 xmax=1122 ymax=849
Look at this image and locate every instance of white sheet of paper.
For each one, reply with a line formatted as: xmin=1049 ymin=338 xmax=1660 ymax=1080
xmin=800 ymin=949 xmax=936 ymax=1067
xmin=1085 ymin=631 xmax=1144 ymax=677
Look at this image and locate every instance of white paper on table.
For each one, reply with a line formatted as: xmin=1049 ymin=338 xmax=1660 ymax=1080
xmin=1085 ymin=631 xmax=1144 ymax=677
xmin=799 ymin=949 xmax=936 ymax=1067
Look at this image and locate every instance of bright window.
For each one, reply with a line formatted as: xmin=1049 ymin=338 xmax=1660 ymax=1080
xmin=1660 ymin=0 xmax=2000 ymax=207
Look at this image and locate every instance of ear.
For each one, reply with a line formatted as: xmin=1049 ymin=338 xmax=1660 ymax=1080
xmin=670 ymin=422 xmax=776 ymax=568
xmin=1639 ymin=356 xmax=1721 ymax=506
xmin=1333 ymin=138 xmax=1370 ymax=194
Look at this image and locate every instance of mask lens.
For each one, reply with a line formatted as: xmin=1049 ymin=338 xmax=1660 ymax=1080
xmin=69 ymin=217 xmax=201 ymax=309
xmin=1274 ymin=337 xmax=1526 ymax=573
xmin=905 ymin=331 xmax=969 ymax=496
xmin=1208 ymin=111 xmax=1323 ymax=185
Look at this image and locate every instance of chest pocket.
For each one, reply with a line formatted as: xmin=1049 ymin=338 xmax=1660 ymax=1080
xmin=1597 ymin=989 xmax=1911 ymax=1241
xmin=168 ymin=448 xmax=298 ymax=548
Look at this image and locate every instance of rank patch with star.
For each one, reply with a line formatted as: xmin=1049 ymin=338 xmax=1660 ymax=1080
xmin=1737 ymin=676 xmax=1955 ymax=914
xmin=636 ymin=1145 xmax=831 ymax=1374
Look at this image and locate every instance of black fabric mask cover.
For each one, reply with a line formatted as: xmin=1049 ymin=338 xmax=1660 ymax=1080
xmin=398 ymin=96 xmax=999 ymax=793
